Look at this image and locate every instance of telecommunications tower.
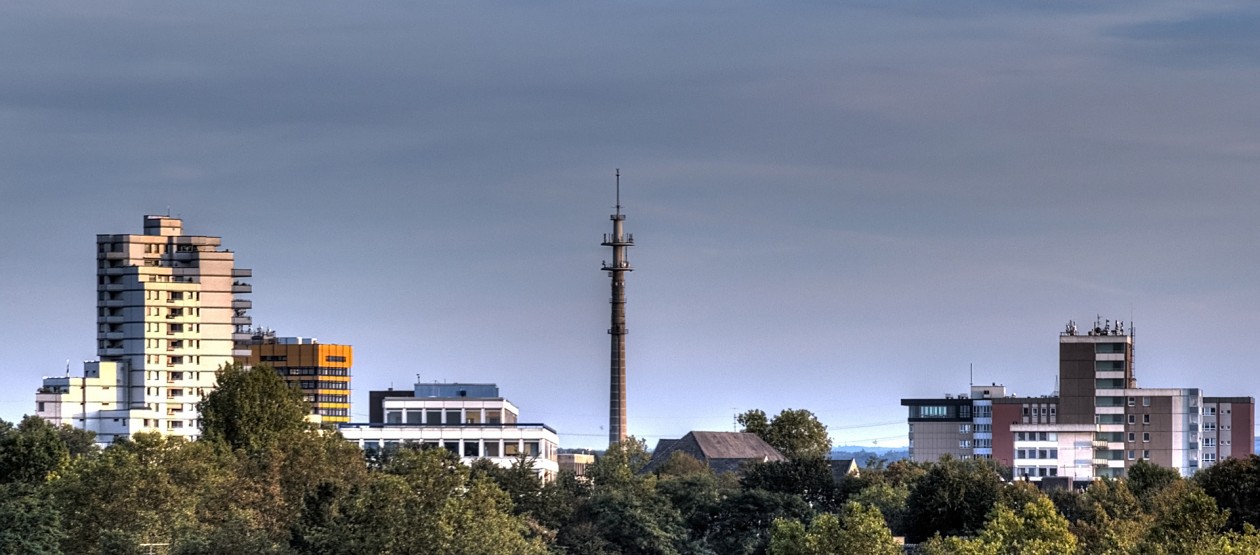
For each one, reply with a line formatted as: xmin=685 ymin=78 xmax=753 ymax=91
xmin=601 ymin=170 xmax=633 ymax=445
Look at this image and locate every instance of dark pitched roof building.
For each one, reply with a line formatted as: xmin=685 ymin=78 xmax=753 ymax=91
xmin=644 ymin=431 xmax=787 ymax=474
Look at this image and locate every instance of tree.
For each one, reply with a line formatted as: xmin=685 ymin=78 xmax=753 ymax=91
xmin=197 ymin=362 xmax=310 ymax=452
xmin=918 ymin=496 xmax=1078 ymax=555
xmin=903 ymin=456 xmax=1004 ymax=542
xmin=0 ymin=415 xmax=95 ymax=485
xmin=308 ymin=448 xmax=548 ymax=554
xmin=1126 ymin=459 xmax=1180 ymax=509
xmin=741 ymin=457 xmax=841 ymax=511
xmin=738 ymin=409 xmax=831 ymax=460
xmin=1196 ymin=454 xmax=1260 ymax=532
xmin=1139 ymin=480 xmax=1228 ymax=555
xmin=1071 ymin=478 xmax=1149 ymax=555
xmin=0 ymin=484 xmax=64 ymax=555
xmin=848 ymin=481 xmax=910 ymax=535
xmin=705 ymin=489 xmax=812 ymax=555
xmin=767 ymin=502 xmax=901 ymax=555
xmin=586 ymin=436 xmax=651 ymax=489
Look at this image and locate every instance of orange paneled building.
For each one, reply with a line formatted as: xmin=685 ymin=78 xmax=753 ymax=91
xmin=240 ymin=334 xmax=352 ymax=424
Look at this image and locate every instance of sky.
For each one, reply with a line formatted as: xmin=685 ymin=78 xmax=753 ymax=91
xmin=3 ymin=1 xmax=1260 ymax=450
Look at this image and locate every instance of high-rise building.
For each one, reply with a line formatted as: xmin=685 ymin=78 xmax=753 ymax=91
xmin=902 ymin=318 xmax=1255 ymax=486
xmin=601 ymin=170 xmax=633 ymax=445
xmin=36 ymin=215 xmax=251 ymax=443
xmin=239 ymin=332 xmax=352 ymax=424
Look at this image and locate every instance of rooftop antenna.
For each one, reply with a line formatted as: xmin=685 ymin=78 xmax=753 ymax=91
xmin=969 ymin=362 xmax=974 ymax=389
xmin=615 ymin=169 xmax=621 ymax=217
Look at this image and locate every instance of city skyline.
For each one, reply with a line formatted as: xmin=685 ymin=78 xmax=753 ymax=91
xmin=4 ymin=2 xmax=1260 ymax=449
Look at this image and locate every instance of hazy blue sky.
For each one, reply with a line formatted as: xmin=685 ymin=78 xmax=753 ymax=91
xmin=3 ymin=2 xmax=1259 ymax=449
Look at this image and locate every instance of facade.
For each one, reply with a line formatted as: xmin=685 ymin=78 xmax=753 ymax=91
xmin=558 ymin=452 xmax=596 ymax=477
xmin=240 ymin=332 xmax=352 ymax=424
xmin=902 ymin=319 xmax=1255 ymax=485
xmin=36 ymin=216 xmax=251 ymax=443
xmin=902 ymin=384 xmax=1008 ymax=462
xmin=340 ymin=382 xmax=560 ymax=480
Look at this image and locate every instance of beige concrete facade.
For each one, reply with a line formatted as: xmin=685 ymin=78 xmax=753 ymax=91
xmin=36 ymin=216 xmax=250 ymax=443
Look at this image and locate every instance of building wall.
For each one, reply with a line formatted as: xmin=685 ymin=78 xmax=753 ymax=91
xmin=242 ymin=341 xmax=352 ymax=424
xmin=39 ymin=216 xmax=250 ymax=443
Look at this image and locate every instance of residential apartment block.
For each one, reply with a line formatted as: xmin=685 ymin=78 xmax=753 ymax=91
xmin=340 ymin=382 xmax=560 ymax=479
xmin=239 ymin=332 xmax=352 ymax=424
xmin=36 ymin=216 xmax=252 ymax=443
xmin=902 ymin=319 xmax=1254 ymax=485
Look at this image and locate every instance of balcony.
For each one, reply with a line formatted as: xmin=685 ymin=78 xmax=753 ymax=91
xmin=232 ymin=268 xmax=252 ymax=278
xmin=232 ymin=282 xmax=252 ymax=293
xmin=232 ymin=299 xmax=252 ymax=310
xmin=97 ymin=331 xmax=125 ymax=340
xmin=99 ymin=315 xmax=124 ymax=324
xmin=102 ymin=299 xmax=126 ymax=308
xmin=232 ymin=316 xmax=252 ymax=326
xmin=101 ymin=251 xmax=127 ymax=260
xmin=101 ymin=348 xmax=124 ymax=357
xmin=232 ymin=332 xmax=253 ymax=342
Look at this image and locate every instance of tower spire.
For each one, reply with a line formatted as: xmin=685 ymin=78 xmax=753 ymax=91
xmin=601 ymin=169 xmax=633 ymax=445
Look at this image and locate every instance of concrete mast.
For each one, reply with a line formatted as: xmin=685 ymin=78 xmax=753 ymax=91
xmin=601 ymin=169 xmax=633 ymax=445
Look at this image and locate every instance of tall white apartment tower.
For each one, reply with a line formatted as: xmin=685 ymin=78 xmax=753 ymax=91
xmin=36 ymin=216 xmax=251 ymax=443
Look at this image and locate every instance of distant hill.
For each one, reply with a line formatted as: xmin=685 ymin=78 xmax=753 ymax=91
xmin=831 ymin=446 xmax=909 ymax=467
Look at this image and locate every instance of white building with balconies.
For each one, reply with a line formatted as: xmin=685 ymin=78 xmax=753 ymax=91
xmin=36 ymin=216 xmax=251 ymax=443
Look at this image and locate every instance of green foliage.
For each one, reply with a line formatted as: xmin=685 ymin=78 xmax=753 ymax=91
xmin=1196 ymin=454 xmax=1260 ymax=532
xmin=1139 ymin=480 xmax=1228 ymax=555
xmin=586 ymin=436 xmax=651 ymax=489
xmin=705 ymin=489 xmax=812 ymax=555
xmin=738 ymin=408 xmax=831 ymax=460
xmin=741 ymin=457 xmax=840 ymax=511
xmin=903 ymin=456 xmax=1004 ymax=542
xmin=0 ymin=415 xmax=95 ymax=485
xmin=1126 ymin=458 xmax=1181 ymax=509
xmin=919 ymin=496 xmax=1077 ymax=555
xmin=655 ymin=450 xmax=711 ymax=478
xmin=0 ymin=484 xmax=64 ymax=555
xmin=767 ymin=502 xmax=901 ymax=555
xmin=848 ymin=481 xmax=909 ymax=534
xmin=197 ymin=363 xmax=310 ymax=452
xmin=1070 ymin=478 xmax=1149 ymax=555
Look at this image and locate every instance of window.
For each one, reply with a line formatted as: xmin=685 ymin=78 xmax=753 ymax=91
xmin=1127 ymin=397 xmax=1136 ymax=407
xmin=959 ymin=424 xmax=971 ymax=434
xmin=443 ymin=441 xmax=459 ymax=453
xmin=386 ymin=411 xmax=402 ymax=424
xmin=1143 ymin=432 xmax=1150 ymax=442
xmin=504 ymin=442 xmax=520 ymax=456
xmin=1016 ymin=432 xmax=1026 ymax=441
xmin=1204 ymin=453 xmax=1217 ymax=463
xmin=1017 ymin=449 xmax=1027 ymax=459
xmin=1204 ymin=438 xmax=1216 ymax=447
xmin=406 ymin=411 xmax=422 ymax=424
xmin=525 ymin=441 xmax=540 ymax=457
xmin=959 ymin=440 xmax=971 ymax=448
xmin=920 ymin=406 xmax=948 ymax=418
xmin=1207 ymin=407 xmax=1217 ymax=415
xmin=1050 ymin=406 xmax=1056 ymax=416
xmin=1143 ymin=450 xmax=1150 ymax=459
xmin=1143 ymin=397 xmax=1151 ymax=407
xmin=325 ymin=355 xmax=347 ymax=363
xmin=484 ymin=442 xmax=500 ymax=457
xmin=1128 ymin=432 xmax=1135 ymax=442
xmin=446 ymin=410 xmax=461 ymax=425
xmin=426 ymin=409 xmax=442 ymax=424
xmin=1128 ymin=414 xmax=1136 ymax=425
xmin=463 ymin=442 xmax=480 ymax=457
xmin=487 ymin=409 xmax=502 ymax=424
xmin=1143 ymin=414 xmax=1151 ymax=425
xmin=1022 ymin=407 xmax=1030 ymax=416
xmin=1128 ymin=450 xmax=1135 ymax=460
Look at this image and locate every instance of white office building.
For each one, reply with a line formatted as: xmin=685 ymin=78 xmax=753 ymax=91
xmin=340 ymin=382 xmax=561 ymax=480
